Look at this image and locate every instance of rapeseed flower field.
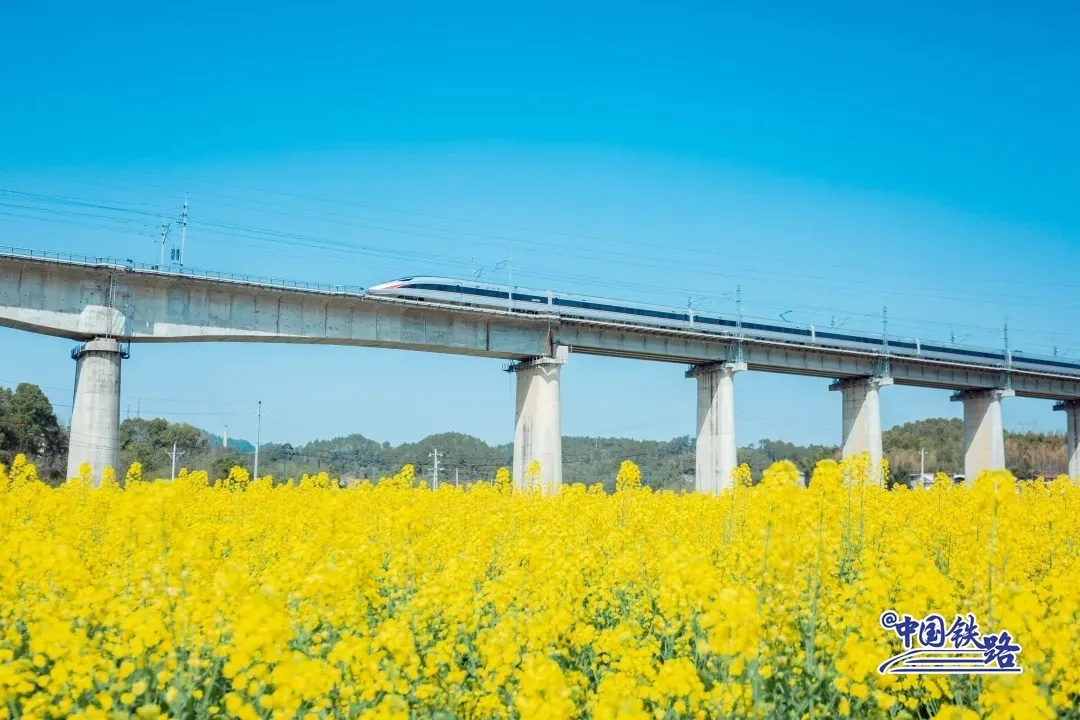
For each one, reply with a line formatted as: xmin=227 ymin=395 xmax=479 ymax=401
xmin=1 ymin=454 xmax=1078 ymax=719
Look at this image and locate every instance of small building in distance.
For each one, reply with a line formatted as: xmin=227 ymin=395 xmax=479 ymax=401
xmin=908 ymin=472 xmax=934 ymax=488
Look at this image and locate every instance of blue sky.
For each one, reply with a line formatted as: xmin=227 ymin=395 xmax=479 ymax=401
xmin=1 ymin=1 xmax=1078 ymax=452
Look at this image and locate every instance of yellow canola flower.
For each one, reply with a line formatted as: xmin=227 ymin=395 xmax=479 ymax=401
xmin=615 ymin=460 xmax=642 ymax=491
xmin=494 ymin=466 xmax=512 ymax=493
xmin=0 ymin=461 xmax=1076 ymax=719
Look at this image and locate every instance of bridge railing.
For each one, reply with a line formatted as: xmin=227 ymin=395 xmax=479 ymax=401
xmin=0 ymin=245 xmax=365 ymax=296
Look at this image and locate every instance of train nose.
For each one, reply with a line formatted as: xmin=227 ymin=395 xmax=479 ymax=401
xmin=368 ymin=281 xmax=404 ymax=292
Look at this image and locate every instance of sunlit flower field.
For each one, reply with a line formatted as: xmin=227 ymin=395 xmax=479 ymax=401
xmin=1 ymin=455 xmax=1078 ymax=720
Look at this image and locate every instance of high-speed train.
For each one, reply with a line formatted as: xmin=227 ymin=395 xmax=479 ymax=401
xmin=367 ymin=277 xmax=1080 ymax=375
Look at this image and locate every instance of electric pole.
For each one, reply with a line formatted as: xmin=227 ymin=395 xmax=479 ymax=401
xmin=735 ymin=285 xmax=744 ymax=363
xmin=158 ymin=216 xmax=171 ymax=269
xmin=882 ymin=305 xmax=890 ymax=376
xmin=1003 ymin=318 xmax=1011 ymax=368
xmin=430 ymin=448 xmax=440 ymax=490
xmin=168 ymin=441 xmax=185 ymax=482
xmin=254 ymin=401 xmax=262 ymax=479
xmin=735 ymin=285 xmax=743 ymax=334
xmin=507 ymin=254 xmax=514 ymax=311
xmin=178 ymin=197 xmax=188 ymax=267
xmin=920 ymin=447 xmax=926 ymax=487
xmin=882 ymin=306 xmax=889 ymax=352
xmin=455 ymin=468 xmax=459 ymax=487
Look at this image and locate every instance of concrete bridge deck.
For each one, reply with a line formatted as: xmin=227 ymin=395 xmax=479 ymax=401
xmin=2 ymin=247 xmax=1078 ymax=487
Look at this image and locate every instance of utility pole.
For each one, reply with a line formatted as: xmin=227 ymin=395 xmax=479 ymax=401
xmin=455 ymin=467 xmax=459 ymax=487
xmin=507 ymin=254 xmax=514 ymax=311
xmin=254 ymin=401 xmax=262 ymax=479
xmin=430 ymin=448 xmax=440 ymax=490
xmin=735 ymin=285 xmax=743 ymax=334
xmin=168 ymin=441 xmax=185 ymax=482
xmin=1003 ymin=318 xmax=1011 ymax=368
xmin=882 ymin=306 xmax=889 ymax=352
xmin=920 ymin=447 xmax=926 ymax=487
xmin=178 ymin=197 xmax=188 ymax=267
xmin=881 ymin=305 xmax=890 ymax=376
xmin=735 ymin=284 xmax=744 ymax=363
xmin=158 ymin=216 xmax=171 ymax=269
xmin=1003 ymin=318 xmax=1013 ymax=390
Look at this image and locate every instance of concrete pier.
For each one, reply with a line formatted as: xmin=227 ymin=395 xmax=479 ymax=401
xmin=511 ymin=352 xmax=566 ymax=492
xmin=1054 ymin=400 xmax=1080 ymax=478
xmin=66 ymin=338 xmax=126 ymax=484
xmin=688 ymin=361 xmax=746 ymax=494
xmin=951 ymin=388 xmax=1014 ymax=482
xmin=830 ymin=376 xmax=892 ymax=467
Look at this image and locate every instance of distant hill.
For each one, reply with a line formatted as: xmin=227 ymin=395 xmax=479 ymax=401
xmin=10 ymin=379 xmax=1068 ymax=489
xmin=12 ymin=381 xmax=1069 ymax=486
xmin=265 ymin=431 xmax=513 ymax=485
xmin=269 ymin=433 xmax=836 ymax=490
xmin=883 ymin=418 xmax=1066 ymax=478
xmin=201 ymin=430 xmax=254 ymax=453
xmin=149 ymin=418 xmax=1071 ymax=487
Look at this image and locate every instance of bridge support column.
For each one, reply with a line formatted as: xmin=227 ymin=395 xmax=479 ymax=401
xmin=951 ymin=388 xmax=1014 ymax=482
xmin=66 ymin=338 xmax=126 ymax=485
xmin=688 ymin=361 xmax=746 ymax=494
xmin=830 ymin=376 xmax=892 ymax=468
xmin=510 ymin=351 xmax=566 ymax=493
xmin=1054 ymin=400 xmax=1080 ymax=478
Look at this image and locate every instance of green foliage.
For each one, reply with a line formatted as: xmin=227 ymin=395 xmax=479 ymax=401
xmin=300 ymin=431 xmax=510 ymax=484
xmin=211 ymin=448 xmax=252 ymax=479
xmin=119 ymin=418 xmax=212 ymax=477
xmin=563 ymin=436 xmax=694 ymax=491
xmin=5 ymin=380 xmax=1069 ymax=486
xmin=883 ymin=418 xmax=965 ymax=477
xmin=883 ymin=418 xmax=1066 ymax=479
xmin=0 ymin=383 xmax=66 ymax=480
xmin=741 ymin=439 xmax=839 ymax=478
xmin=202 ymin=430 xmax=254 ymax=453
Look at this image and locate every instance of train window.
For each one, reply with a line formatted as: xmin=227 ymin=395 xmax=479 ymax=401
xmin=463 ymin=286 xmax=508 ymax=299
xmin=816 ymin=330 xmax=880 ymax=345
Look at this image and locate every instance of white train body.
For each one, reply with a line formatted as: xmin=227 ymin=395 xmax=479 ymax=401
xmin=366 ymin=277 xmax=1080 ymax=375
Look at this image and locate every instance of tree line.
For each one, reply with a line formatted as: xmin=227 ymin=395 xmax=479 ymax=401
xmin=0 ymin=382 xmax=1071 ymax=486
xmin=0 ymin=383 xmax=67 ymax=479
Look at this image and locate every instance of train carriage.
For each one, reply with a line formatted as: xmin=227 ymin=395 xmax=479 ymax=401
xmin=366 ymin=277 xmax=1080 ymax=375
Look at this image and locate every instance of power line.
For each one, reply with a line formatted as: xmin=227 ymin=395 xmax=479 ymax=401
xmin=102 ymin=170 xmax=1080 ymax=296
xmin=0 ymin=194 xmax=1043 ymax=322
xmin=6 ymin=183 xmax=1080 ymax=311
xmin=3 ymin=184 xmax=1080 ymax=352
